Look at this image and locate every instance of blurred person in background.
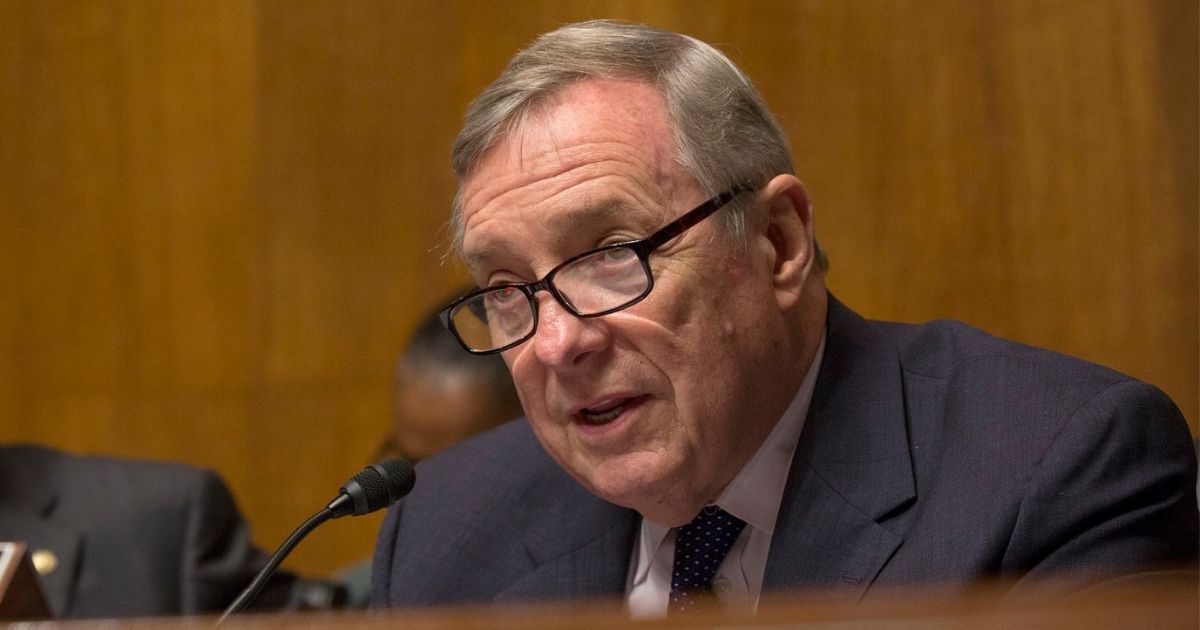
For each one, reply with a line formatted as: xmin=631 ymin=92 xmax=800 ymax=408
xmin=374 ymin=297 xmax=523 ymax=464
xmin=0 ymin=444 xmax=343 ymax=619
xmin=339 ymin=294 xmax=524 ymax=605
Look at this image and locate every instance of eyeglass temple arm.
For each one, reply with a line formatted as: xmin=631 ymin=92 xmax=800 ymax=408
xmin=640 ymin=184 xmax=754 ymax=251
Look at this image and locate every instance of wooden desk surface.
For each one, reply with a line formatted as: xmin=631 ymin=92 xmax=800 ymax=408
xmin=17 ymin=574 xmax=1199 ymax=629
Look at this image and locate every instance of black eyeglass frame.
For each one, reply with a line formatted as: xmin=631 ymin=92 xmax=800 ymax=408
xmin=440 ymin=183 xmax=755 ymax=355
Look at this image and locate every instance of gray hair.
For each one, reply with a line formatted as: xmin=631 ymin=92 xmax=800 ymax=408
xmin=450 ymin=19 xmax=828 ymax=270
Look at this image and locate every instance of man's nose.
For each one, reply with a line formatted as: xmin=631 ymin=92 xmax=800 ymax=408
xmin=531 ymin=293 xmax=610 ymax=368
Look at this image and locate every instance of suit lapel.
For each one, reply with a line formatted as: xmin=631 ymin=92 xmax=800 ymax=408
xmin=496 ymin=493 xmax=637 ymax=603
xmin=763 ymin=297 xmax=915 ymax=600
xmin=0 ymin=448 xmax=84 ymax=617
xmin=20 ymin=519 xmax=83 ymax=618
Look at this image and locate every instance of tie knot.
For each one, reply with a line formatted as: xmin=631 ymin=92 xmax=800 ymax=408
xmin=682 ymin=505 xmax=741 ymax=538
xmin=669 ymin=506 xmax=746 ymax=614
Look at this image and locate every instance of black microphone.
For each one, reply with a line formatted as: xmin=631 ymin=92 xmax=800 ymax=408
xmin=326 ymin=459 xmax=415 ymax=518
xmin=217 ymin=459 xmax=416 ymax=625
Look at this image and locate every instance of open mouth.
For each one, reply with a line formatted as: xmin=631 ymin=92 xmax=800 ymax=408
xmin=577 ymin=396 xmax=642 ymax=425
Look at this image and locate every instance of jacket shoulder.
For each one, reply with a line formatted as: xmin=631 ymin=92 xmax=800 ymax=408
xmin=373 ymin=419 xmax=628 ymax=607
xmin=878 ymin=317 xmax=1127 ymax=386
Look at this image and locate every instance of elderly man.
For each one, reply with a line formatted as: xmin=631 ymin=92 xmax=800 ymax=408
xmin=373 ymin=20 xmax=1197 ymax=616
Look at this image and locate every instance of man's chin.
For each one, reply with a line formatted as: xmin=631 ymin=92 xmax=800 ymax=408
xmin=578 ymin=457 xmax=700 ymax=525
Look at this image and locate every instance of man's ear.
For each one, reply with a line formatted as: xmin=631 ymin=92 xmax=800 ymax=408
xmin=758 ymin=174 xmax=815 ymax=311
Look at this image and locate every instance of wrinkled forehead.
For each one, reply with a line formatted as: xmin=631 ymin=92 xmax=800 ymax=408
xmin=457 ymin=79 xmax=692 ymax=273
xmin=462 ymin=196 xmax=671 ymax=278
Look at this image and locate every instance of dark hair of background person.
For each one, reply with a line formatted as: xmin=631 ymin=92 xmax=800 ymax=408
xmin=373 ymin=291 xmax=523 ymax=464
xmin=338 ymin=290 xmax=524 ymax=606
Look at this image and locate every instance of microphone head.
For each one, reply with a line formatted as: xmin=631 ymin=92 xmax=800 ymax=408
xmin=333 ymin=458 xmax=416 ymax=517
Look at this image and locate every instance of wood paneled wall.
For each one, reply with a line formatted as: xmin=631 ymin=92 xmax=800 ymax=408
xmin=2 ymin=1 xmax=1195 ymax=576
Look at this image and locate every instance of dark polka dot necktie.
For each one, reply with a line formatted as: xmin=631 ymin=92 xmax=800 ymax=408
xmin=668 ymin=505 xmax=747 ymax=614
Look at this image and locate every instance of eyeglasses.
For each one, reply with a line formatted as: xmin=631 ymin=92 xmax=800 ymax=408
xmin=440 ymin=184 xmax=754 ymax=355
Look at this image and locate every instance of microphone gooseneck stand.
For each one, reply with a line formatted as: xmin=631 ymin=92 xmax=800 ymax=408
xmin=215 ymin=458 xmax=416 ymax=626
xmin=216 ymin=507 xmax=334 ymax=625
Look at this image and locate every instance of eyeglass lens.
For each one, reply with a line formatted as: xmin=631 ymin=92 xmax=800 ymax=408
xmin=449 ymin=244 xmax=650 ymax=352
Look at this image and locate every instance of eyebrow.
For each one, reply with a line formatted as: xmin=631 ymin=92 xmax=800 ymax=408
xmin=462 ymin=197 xmax=646 ymax=272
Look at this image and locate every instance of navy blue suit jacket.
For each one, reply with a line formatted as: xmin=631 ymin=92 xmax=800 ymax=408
xmin=373 ymin=297 xmax=1198 ymax=607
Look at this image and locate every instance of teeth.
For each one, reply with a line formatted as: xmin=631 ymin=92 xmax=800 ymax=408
xmin=582 ymin=404 xmax=625 ymax=424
